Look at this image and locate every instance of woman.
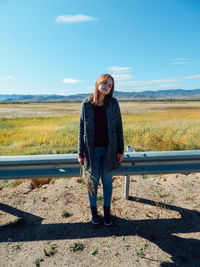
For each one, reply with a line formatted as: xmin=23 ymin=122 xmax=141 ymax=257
xmin=78 ymin=74 xmax=124 ymax=226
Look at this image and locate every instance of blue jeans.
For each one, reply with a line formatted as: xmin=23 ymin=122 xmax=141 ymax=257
xmin=88 ymin=147 xmax=114 ymax=207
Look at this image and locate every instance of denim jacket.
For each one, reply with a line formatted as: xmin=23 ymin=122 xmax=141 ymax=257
xmin=78 ymin=96 xmax=124 ymax=173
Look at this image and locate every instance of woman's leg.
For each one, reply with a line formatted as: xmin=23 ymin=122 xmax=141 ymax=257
xmin=101 ymin=148 xmax=114 ymax=207
xmin=101 ymin=147 xmax=114 ymax=226
xmin=88 ymin=147 xmax=102 ymax=207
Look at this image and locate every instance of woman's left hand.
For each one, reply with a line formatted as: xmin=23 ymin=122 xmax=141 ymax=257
xmin=117 ymin=153 xmax=124 ymax=163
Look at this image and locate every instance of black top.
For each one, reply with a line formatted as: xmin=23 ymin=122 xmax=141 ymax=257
xmin=93 ymin=104 xmax=108 ymax=147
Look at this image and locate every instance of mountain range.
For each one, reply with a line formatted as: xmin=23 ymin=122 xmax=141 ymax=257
xmin=1 ymin=89 xmax=200 ymax=102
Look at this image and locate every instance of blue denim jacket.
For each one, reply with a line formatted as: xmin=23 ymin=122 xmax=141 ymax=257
xmin=78 ymin=96 xmax=124 ymax=173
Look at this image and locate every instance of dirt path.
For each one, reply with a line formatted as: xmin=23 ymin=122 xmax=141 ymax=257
xmin=0 ymin=173 xmax=200 ymax=266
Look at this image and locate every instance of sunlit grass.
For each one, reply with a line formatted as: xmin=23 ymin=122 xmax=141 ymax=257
xmin=0 ymin=115 xmax=79 ymax=155
xmin=1 ymin=107 xmax=200 ymax=156
xmin=123 ymin=110 xmax=200 ymax=151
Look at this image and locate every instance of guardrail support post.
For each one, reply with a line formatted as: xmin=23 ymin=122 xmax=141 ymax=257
xmin=124 ymin=175 xmax=130 ymax=200
xmin=124 ymin=146 xmax=135 ymax=199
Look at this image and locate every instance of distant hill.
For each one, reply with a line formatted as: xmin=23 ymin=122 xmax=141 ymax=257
xmin=1 ymin=89 xmax=200 ymax=102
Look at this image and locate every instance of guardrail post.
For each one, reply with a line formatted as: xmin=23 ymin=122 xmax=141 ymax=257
xmin=124 ymin=175 xmax=130 ymax=200
xmin=124 ymin=146 xmax=135 ymax=199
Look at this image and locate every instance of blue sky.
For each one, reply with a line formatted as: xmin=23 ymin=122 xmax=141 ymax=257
xmin=0 ymin=0 xmax=200 ymax=95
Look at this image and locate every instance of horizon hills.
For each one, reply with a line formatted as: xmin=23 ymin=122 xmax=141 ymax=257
xmin=1 ymin=88 xmax=200 ymax=102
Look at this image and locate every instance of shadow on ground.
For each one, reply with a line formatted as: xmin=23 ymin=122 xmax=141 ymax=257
xmin=1 ymin=197 xmax=200 ymax=266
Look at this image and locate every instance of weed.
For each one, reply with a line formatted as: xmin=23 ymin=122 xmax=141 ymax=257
xmin=44 ymin=244 xmax=57 ymax=256
xmin=13 ymin=243 xmax=21 ymax=250
xmin=12 ymin=179 xmax=25 ymax=187
xmin=136 ymin=248 xmax=145 ymax=256
xmin=0 ymin=212 xmax=3 ymax=215
xmin=91 ymin=247 xmax=98 ymax=255
xmin=124 ymin=244 xmax=130 ymax=250
xmin=112 ymin=196 xmax=120 ymax=202
xmin=0 ymin=179 xmax=14 ymax=188
xmin=34 ymin=257 xmax=44 ymax=266
xmin=141 ymin=174 xmax=160 ymax=179
xmin=31 ymin=178 xmax=51 ymax=188
xmin=62 ymin=210 xmax=71 ymax=217
xmin=42 ymin=196 xmax=48 ymax=202
xmin=156 ymin=189 xmax=170 ymax=198
xmin=69 ymin=241 xmax=84 ymax=252
xmin=131 ymin=178 xmax=136 ymax=182
xmin=97 ymin=193 xmax=103 ymax=205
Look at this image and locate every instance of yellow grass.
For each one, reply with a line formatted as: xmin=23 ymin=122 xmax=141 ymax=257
xmin=1 ymin=102 xmax=200 ymax=156
xmin=0 ymin=115 xmax=79 ymax=155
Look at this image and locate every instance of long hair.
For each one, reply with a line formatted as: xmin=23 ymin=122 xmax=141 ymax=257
xmin=88 ymin=74 xmax=114 ymax=108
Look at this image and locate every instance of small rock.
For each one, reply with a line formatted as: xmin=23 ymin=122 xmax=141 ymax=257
xmin=42 ymin=184 xmax=48 ymax=189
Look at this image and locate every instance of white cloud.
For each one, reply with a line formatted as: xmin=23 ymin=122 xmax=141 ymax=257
xmin=185 ymin=74 xmax=200 ymax=79
xmin=131 ymin=83 xmax=184 ymax=92
xmin=57 ymin=92 xmax=71 ymax=96
xmin=173 ymin=58 xmax=190 ymax=61
xmin=55 ymin=15 xmax=98 ymax=24
xmin=117 ymin=73 xmax=200 ymax=87
xmin=108 ymin=66 xmax=133 ymax=81
xmin=117 ymin=77 xmax=179 ymax=86
xmin=170 ymin=62 xmax=190 ymax=65
xmin=112 ymin=73 xmax=132 ymax=81
xmin=108 ymin=66 xmax=132 ymax=72
xmin=1 ymin=75 xmax=13 ymax=81
xmin=61 ymin=78 xmax=82 ymax=84
xmin=170 ymin=58 xmax=193 ymax=64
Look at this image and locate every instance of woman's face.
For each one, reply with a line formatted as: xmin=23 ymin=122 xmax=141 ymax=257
xmin=98 ymin=77 xmax=113 ymax=96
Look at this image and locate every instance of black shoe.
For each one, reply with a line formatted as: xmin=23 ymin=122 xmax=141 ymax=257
xmin=103 ymin=206 xmax=112 ymax=226
xmin=90 ymin=206 xmax=101 ymax=225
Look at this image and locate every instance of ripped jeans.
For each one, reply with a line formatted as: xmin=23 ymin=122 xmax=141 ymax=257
xmin=88 ymin=147 xmax=114 ymax=207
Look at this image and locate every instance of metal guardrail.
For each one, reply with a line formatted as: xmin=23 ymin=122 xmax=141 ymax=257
xmin=1 ymin=146 xmax=200 ymax=199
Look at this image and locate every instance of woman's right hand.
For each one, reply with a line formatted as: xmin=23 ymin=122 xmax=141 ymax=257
xmin=78 ymin=157 xmax=84 ymax=166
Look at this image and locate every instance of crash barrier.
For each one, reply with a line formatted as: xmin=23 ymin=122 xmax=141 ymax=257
xmin=1 ymin=146 xmax=200 ymax=199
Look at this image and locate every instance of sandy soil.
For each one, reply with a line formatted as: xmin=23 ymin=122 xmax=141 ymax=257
xmin=0 ymin=173 xmax=200 ymax=267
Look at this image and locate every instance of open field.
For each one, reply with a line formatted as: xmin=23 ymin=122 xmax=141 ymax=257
xmin=1 ymin=101 xmax=200 ymax=155
xmin=1 ymin=101 xmax=200 ymax=118
xmin=0 ymin=101 xmax=200 ymax=266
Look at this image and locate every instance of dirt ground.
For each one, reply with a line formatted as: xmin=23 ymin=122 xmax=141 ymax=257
xmin=0 ymin=173 xmax=200 ymax=267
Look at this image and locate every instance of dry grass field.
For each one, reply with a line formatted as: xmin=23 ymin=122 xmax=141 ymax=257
xmin=1 ymin=100 xmax=200 ymax=117
xmin=1 ymin=101 xmax=200 ymax=155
